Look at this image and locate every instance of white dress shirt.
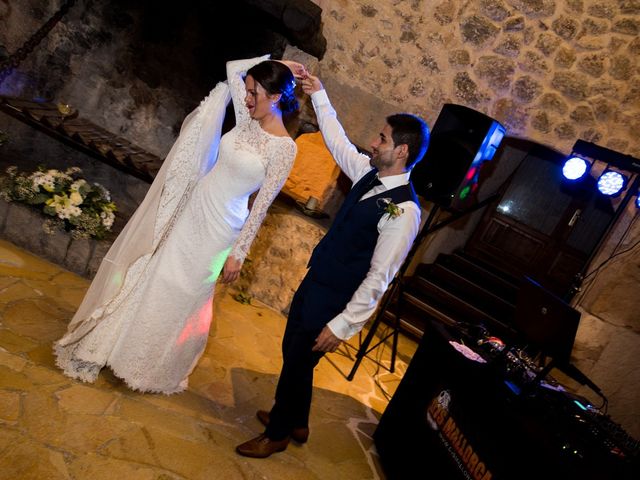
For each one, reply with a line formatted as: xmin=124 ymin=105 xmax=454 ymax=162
xmin=311 ymin=89 xmax=421 ymax=341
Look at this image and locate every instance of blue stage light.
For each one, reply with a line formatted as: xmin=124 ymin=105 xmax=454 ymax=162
xmin=562 ymin=156 xmax=589 ymax=180
xmin=636 ymin=193 xmax=640 ymax=209
xmin=596 ymin=170 xmax=627 ymax=196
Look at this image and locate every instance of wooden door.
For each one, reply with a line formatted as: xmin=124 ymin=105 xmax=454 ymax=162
xmin=466 ymin=144 xmax=616 ymax=298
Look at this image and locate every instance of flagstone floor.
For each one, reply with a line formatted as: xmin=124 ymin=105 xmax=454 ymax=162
xmin=0 ymin=239 xmax=418 ymax=480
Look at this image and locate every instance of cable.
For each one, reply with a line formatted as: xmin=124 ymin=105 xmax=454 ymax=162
xmin=371 ymin=323 xmax=393 ymax=401
xmin=581 ymin=212 xmax=640 ymax=282
xmin=574 ymin=212 xmax=640 ymax=303
xmin=597 ymin=393 xmax=608 ymax=413
xmin=335 ymin=323 xmax=395 ymax=401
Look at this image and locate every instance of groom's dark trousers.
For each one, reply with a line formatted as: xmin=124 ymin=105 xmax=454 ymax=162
xmin=264 ymin=169 xmax=418 ymax=440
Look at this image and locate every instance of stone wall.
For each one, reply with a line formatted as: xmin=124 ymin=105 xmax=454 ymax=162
xmin=568 ymin=198 xmax=640 ymax=435
xmin=312 ymin=0 xmax=640 ymax=158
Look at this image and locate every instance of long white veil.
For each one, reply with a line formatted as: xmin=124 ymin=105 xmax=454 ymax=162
xmin=58 ymin=82 xmax=232 ymax=346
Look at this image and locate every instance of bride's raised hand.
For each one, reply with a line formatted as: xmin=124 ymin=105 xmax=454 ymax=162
xmin=277 ymin=60 xmax=308 ymax=80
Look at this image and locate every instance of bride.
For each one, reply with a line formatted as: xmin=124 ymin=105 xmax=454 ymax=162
xmin=54 ymin=55 xmax=307 ymax=394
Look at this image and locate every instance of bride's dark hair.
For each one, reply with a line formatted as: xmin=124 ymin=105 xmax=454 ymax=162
xmin=247 ymin=60 xmax=299 ymax=114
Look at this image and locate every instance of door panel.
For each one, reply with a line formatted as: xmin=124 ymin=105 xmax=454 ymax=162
xmin=565 ymin=193 xmax=616 ymax=254
xmin=480 ymin=217 xmax=546 ymax=265
xmin=546 ymin=251 xmax=585 ymax=287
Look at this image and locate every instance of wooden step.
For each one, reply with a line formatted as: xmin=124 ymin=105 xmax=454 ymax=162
xmin=380 ymin=290 xmax=460 ymax=340
xmin=435 ymin=252 xmax=520 ymax=304
xmin=402 ymin=276 xmax=511 ymax=336
xmin=457 ymin=250 xmax=521 ymax=285
xmin=423 ymin=263 xmax=516 ymax=321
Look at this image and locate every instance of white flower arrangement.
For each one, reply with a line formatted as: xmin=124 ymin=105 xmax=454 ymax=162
xmin=0 ymin=165 xmax=117 ymax=239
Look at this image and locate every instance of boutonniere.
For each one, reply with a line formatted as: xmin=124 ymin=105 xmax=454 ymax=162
xmin=377 ymin=197 xmax=404 ymax=219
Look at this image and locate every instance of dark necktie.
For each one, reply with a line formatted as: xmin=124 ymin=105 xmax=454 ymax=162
xmin=354 ymin=171 xmax=382 ymax=201
xmin=328 ymin=170 xmax=381 ymax=227
xmin=360 ymin=175 xmax=382 ymax=199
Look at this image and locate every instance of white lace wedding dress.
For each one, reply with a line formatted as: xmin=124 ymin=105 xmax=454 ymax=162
xmin=54 ymin=56 xmax=296 ymax=394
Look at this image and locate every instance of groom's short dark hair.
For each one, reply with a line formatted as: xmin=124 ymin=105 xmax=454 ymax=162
xmin=386 ymin=114 xmax=430 ymax=170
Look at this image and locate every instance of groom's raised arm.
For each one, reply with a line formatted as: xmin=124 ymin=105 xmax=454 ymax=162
xmin=302 ymin=75 xmax=371 ymax=183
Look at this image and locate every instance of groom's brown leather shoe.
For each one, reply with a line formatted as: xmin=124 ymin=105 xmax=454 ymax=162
xmin=235 ymin=434 xmax=289 ymax=458
xmin=256 ymin=410 xmax=309 ymax=443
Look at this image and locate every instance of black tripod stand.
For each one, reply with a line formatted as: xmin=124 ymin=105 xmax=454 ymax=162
xmin=344 ymin=194 xmax=499 ymax=381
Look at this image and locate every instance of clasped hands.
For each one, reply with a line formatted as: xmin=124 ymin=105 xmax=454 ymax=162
xmin=277 ymin=60 xmax=323 ymax=96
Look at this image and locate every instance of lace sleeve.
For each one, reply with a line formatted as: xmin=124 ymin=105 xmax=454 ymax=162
xmin=226 ymin=54 xmax=271 ymax=127
xmin=230 ymin=138 xmax=297 ymax=263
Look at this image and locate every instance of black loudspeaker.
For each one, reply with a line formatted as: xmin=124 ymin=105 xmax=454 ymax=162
xmin=412 ymin=104 xmax=505 ymax=209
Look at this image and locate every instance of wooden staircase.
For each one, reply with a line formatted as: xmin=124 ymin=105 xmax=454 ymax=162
xmin=385 ymin=250 xmax=523 ymax=340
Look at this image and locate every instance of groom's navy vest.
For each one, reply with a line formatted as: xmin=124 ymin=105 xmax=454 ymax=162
xmin=306 ymin=169 xmax=418 ymax=313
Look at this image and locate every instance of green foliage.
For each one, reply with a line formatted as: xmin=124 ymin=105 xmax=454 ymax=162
xmin=233 ymin=291 xmax=252 ymax=305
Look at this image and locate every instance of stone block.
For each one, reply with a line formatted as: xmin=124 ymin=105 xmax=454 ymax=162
xmin=0 ymin=199 xmax=9 ymax=230
xmin=38 ymin=227 xmax=71 ymax=267
xmin=551 ymin=72 xmax=589 ymax=101
xmin=282 ymin=131 xmax=341 ymax=208
xmin=0 ymin=391 xmax=21 ymax=423
xmin=64 ymin=238 xmax=92 ymax=276
xmin=86 ymin=239 xmax=112 ymax=279
xmin=55 ymin=385 xmax=119 ymax=415
xmin=461 ymin=15 xmax=499 ymax=47
xmin=242 ymin=0 xmax=326 ymax=58
xmin=3 ymin=203 xmax=46 ymax=256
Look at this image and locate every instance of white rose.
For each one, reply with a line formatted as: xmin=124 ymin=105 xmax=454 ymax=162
xmin=69 ymin=206 xmax=82 ymax=217
xmin=100 ymin=211 xmax=115 ymax=228
xmin=57 ymin=207 xmax=70 ymax=219
xmin=70 ymin=179 xmax=87 ymax=191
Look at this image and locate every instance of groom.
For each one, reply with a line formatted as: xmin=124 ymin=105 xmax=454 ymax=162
xmin=236 ymin=74 xmax=430 ymax=458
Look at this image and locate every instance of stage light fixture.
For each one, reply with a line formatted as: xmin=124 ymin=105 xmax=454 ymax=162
xmin=596 ymin=169 xmax=627 ymax=196
xmin=562 ymin=156 xmax=590 ymax=180
xmin=636 ymin=193 xmax=640 ymax=209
